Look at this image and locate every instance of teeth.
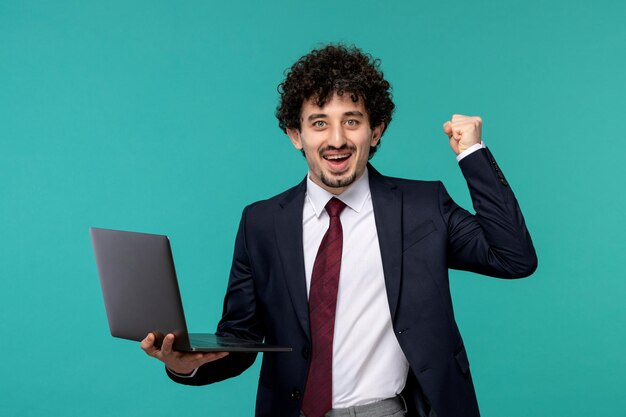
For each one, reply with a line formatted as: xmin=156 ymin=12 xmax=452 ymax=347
xmin=325 ymin=154 xmax=349 ymax=160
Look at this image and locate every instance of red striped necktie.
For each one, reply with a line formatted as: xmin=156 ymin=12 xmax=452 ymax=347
xmin=301 ymin=197 xmax=347 ymax=417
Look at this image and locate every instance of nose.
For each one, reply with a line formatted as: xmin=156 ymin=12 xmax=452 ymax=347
xmin=328 ymin=124 xmax=347 ymax=148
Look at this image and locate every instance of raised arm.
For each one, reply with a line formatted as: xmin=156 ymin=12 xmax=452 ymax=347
xmin=441 ymin=114 xmax=537 ymax=278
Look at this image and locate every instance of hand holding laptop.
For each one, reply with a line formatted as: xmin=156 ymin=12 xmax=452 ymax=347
xmin=91 ymin=227 xmax=291 ymax=368
xmin=141 ymin=332 xmax=229 ymax=375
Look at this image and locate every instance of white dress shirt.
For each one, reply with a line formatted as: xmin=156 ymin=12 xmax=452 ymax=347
xmin=303 ymin=169 xmax=409 ymax=408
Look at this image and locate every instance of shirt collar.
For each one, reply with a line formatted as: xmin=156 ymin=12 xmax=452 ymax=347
xmin=305 ymin=168 xmax=371 ymax=218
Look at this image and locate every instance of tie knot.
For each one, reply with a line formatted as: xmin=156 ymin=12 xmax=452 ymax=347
xmin=325 ymin=197 xmax=346 ymax=218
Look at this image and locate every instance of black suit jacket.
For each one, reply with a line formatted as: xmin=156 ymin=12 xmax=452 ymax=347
xmin=168 ymin=148 xmax=537 ymax=417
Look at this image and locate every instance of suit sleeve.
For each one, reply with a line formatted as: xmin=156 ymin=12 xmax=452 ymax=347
xmin=167 ymin=206 xmax=262 ymax=385
xmin=440 ymin=147 xmax=538 ymax=278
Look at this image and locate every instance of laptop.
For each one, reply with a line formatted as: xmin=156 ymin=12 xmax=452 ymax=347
xmin=90 ymin=227 xmax=291 ymax=352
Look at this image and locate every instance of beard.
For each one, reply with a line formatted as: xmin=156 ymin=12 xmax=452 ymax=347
xmin=319 ymin=170 xmax=357 ymax=189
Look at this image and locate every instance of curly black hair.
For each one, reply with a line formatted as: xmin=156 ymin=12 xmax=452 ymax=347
xmin=276 ymin=44 xmax=394 ymax=159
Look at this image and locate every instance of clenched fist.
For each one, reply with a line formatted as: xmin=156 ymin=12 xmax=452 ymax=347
xmin=443 ymin=114 xmax=482 ymax=155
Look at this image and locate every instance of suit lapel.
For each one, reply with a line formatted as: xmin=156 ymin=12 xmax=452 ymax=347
xmin=274 ymin=178 xmax=311 ymax=340
xmin=368 ymin=165 xmax=403 ymax=321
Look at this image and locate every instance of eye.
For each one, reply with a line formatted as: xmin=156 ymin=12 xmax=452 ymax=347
xmin=312 ymin=120 xmax=326 ymax=128
xmin=345 ymin=119 xmax=359 ymax=127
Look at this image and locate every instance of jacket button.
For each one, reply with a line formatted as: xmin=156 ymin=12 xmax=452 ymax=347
xmin=302 ymin=346 xmax=310 ymax=360
xmin=291 ymin=389 xmax=301 ymax=400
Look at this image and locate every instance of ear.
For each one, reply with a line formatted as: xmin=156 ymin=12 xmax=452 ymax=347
xmin=286 ymin=128 xmax=303 ymax=150
xmin=370 ymin=123 xmax=385 ymax=146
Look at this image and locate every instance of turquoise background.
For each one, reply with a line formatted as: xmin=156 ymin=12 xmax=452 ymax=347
xmin=1 ymin=1 xmax=625 ymax=416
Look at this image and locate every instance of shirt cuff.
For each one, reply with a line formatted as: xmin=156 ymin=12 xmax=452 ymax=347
xmin=168 ymin=367 xmax=198 ymax=378
xmin=456 ymin=141 xmax=485 ymax=162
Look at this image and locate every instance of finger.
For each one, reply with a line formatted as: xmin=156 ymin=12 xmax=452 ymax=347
xmin=452 ymin=118 xmax=480 ymax=128
xmin=442 ymin=121 xmax=453 ymax=137
xmin=140 ymin=333 xmax=154 ymax=348
xmin=451 ymin=114 xmax=472 ymax=121
xmin=195 ymin=351 xmax=230 ymax=366
xmin=141 ymin=333 xmax=160 ymax=356
xmin=195 ymin=351 xmax=228 ymax=361
xmin=451 ymin=116 xmax=481 ymax=128
xmin=450 ymin=121 xmax=481 ymax=140
xmin=140 ymin=333 xmax=155 ymax=350
xmin=161 ymin=333 xmax=176 ymax=355
xmin=448 ymin=137 xmax=460 ymax=154
xmin=211 ymin=352 xmax=229 ymax=361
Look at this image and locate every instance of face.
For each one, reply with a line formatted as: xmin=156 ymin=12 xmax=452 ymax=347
xmin=286 ymin=93 xmax=383 ymax=195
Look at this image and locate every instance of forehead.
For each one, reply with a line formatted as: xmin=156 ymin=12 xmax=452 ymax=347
xmin=300 ymin=92 xmax=367 ymax=117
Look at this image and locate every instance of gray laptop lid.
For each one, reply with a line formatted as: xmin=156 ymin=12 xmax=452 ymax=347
xmin=90 ymin=227 xmax=291 ymax=352
xmin=91 ymin=227 xmax=192 ymax=349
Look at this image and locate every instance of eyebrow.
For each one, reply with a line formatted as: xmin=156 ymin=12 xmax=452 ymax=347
xmin=306 ymin=111 xmax=364 ymax=121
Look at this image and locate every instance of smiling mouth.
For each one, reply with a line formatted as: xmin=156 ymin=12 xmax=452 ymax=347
xmin=319 ymin=145 xmax=356 ymax=172
xmin=323 ymin=153 xmax=351 ymax=162
xmin=323 ymin=153 xmax=352 ymax=172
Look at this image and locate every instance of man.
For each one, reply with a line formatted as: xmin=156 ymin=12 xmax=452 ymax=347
xmin=141 ymin=44 xmax=537 ymax=417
